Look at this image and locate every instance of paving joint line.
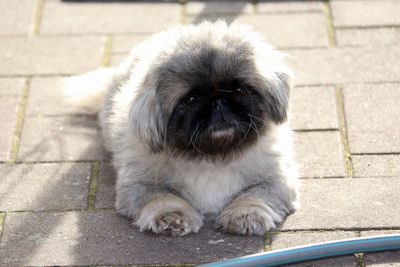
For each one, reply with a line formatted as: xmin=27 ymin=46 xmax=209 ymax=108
xmin=263 ymin=231 xmax=272 ymax=251
xmin=180 ymin=0 xmax=187 ymax=25
xmin=355 ymin=253 xmax=366 ymax=267
xmin=323 ymin=0 xmax=337 ymax=47
xmin=0 ymin=212 xmax=5 ymax=243
xmin=30 ymin=0 xmax=44 ymax=36
xmin=101 ymin=35 xmax=113 ymax=68
xmin=87 ymin=161 xmax=100 ymax=211
xmin=9 ymin=77 xmax=31 ymax=164
xmin=6 ymin=207 xmax=114 ymax=214
xmin=335 ymin=86 xmax=353 ymax=178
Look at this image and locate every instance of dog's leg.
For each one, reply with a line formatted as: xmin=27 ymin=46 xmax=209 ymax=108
xmin=216 ymin=180 xmax=298 ymax=236
xmin=115 ymin=172 xmax=203 ymax=236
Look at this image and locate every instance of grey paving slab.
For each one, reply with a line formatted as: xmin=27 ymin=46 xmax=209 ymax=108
xmin=344 ymin=83 xmax=400 ymax=154
xmin=286 ymin=45 xmax=400 ymax=85
xmin=286 ymin=256 xmax=357 ymax=267
xmin=112 ymin=34 xmax=151 ymax=54
xmin=41 ymin=1 xmax=181 ymax=34
xmin=0 ymin=163 xmax=91 ymax=211
xmin=270 ymin=231 xmax=357 ymax=250
xmin=186 ymin=1 xmax=253 ymax=15
xmin=281 ymin=178 xmax=400 ymax=230
xmin=257 ymin=1 xmax=324 ymax=13
xmin=289 ymin=86 xmax=338 ymax=130
xmin=0 ymin=96 xmax=20 ymax=162
xmin=331 ymin=0 xmax=400 ymax=27
xmin=364 ymin=251 xmax=400 ymax=267
xmin=0 ymin=37 xmax=103 ymax=76
xmin=360 ymin=230 xmax=400 ymax=237
xmin=352 ymin=155 xmax=400 ymax=178
xmin=0 ymin=211 xmax=263 ymax=266
xmin=0 ymin=79 xmax=24 ymax=162
xmin=336 ymin=28 xmax=400 ymax=47
xmin=27 ymin=77 xmax=96 ymax=116
xmin=0 ymin=0 xmax=35 ymax=35
xmin=0 ymin=78 xmax=25 ymax=96
xmin=95 ymin=162 xmax=116 ymax=209
xmin=188 ymin=13 xmax=329 ymax=48
xmin=18 ymin=115 xmax=106 ymax=162
xmin=294 ymin=131 xmax=345 ymax=178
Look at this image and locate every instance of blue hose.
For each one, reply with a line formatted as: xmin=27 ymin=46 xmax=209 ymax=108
xmin=197 ymin=234 xmax=400 ymax=267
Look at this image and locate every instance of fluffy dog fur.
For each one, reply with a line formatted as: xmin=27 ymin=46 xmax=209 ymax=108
xmin=66 ymin=21 xmax=299 ymax=236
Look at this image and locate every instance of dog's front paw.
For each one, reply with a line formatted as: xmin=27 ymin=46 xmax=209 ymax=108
xmin=216 ymin=198 xmax=285 ymax=236
xmin=135 ymin=195 xmax=203 ymax=236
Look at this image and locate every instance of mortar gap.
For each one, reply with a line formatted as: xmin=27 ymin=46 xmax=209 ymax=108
xmin=335 ymin=86 xmax=353 ymax=178
xmin=9 ymin=77 xmax=31 ymax=164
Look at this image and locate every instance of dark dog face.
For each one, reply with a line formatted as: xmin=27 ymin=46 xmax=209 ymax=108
xmin=130 ymin=22 xmax=292 ymax=157
xmin=156 ymin=37 xmax=290 ymax=158
xmin=166 ymin=77 xmax=268 ymax=157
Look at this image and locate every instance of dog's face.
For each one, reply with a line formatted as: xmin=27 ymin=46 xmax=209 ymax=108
xmin=131 ymin=22 xmax=292 ymax=158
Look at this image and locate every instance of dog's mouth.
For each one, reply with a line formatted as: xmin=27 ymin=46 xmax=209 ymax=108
xmin=210 ymin=127 xmax=235 ymax=143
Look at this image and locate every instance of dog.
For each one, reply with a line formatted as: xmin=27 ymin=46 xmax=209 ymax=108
xmin=66 ymin=21 xmax=299 ymax=236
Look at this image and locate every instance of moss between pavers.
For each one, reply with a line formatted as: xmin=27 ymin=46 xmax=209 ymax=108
xmin=102 ymin=36 xmax=113 ymax=68
xmin=87 ymin=161 xmax=100 ymax=211
xmin=30 ymin=0 xmax=44 ymax=36
xmin=335 ymin=86 xmax=354 ymax=178
xmin=9 ymin=78 xmax=30 ymax=164
xmin=323 ymin=0 xmax=337 ymax=47
xmin=355 ymin=253 xmax=366 ymax=267
xmin=0 ymin=212 xmax=5 ymax=241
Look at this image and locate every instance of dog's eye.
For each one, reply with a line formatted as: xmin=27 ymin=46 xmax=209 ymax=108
xmin=236 ymin=86 xmax=246 ymax=95
xmin=183 ymin=96 xmax=196 ymax=106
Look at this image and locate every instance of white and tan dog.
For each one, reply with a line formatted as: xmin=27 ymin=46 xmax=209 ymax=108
xmin=66 ymin=21 xmax=299 ymax=236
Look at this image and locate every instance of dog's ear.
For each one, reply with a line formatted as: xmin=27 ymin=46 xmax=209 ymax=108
xmin=265 ymin=71 xmax=292 ymax=124
xmin=129 ymin=81 xmax=165 ymax=153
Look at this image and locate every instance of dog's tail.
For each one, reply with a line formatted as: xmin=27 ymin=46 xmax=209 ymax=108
xmin=63 ymin=68 xmax=116 ymax=113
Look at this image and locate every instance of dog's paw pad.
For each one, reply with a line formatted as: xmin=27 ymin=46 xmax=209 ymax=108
xmin=216 ymin=198 xmax=284 ymax=236
xmin=154 ymin=211 xmax=195 ymax=236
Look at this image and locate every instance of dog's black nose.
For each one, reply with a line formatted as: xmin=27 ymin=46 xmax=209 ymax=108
xmin=211 ymin=99 xmax=227 ymax=108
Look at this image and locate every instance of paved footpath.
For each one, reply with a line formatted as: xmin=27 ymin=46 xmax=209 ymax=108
xmin=1 ymin=0 xmax=400 ymax=266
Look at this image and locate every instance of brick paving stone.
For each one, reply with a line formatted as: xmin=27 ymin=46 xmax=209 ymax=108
xmin=364 ymin=251 xmax=400 ymax=267
xmin=336 ymin=28 xmax=400 ymax=47
xmin=186 ymin=1 xmax=253 ymax=15
xmin=95 ymin=162 xmax=116 ymax=209
xmin=270 ymin=231 xmax=357 ymax=250
xmin=0 ymin=211 xmax=263 ymax=266
xmin=344 ymin=83 xmax=400 ymax=154
xmin=287 ymin=45 xmax=400 ymax=85
xmin=0 ymin=78 xmax=25 ymax=96
xmin=281 ymin=178 xmax=400 ymax=230
xmin=0 ymin=163 xmax=91 ymax=211
xmin=41 ymin=1 xmax=181 ymax=35
xmin=352 ymin=155 xmax=400 ymax=178
xmin=331 ymin=0 xmax=400 ymax=27
xmin=112 ymin=34 xmax=151 ymax=54
xmin=27 ymin=77 xmax=96 ymax=116
xmin=294 ymin=131 xmax=345 ymax=178
xmin=0 ymin=79 xmax=24 ymax=162
xmin=286 ymin=256 xmax=357 ymax=267
xmin=188 ymin=13 xmax=329 ymax=48
xmin=0 ymin=37 xmax=103 ymax=76
xmin=360 ymin=230 xmax=400 ymax=237
xmin=18 ymin=115 xmax=106 ymax=162
xmin=289 ymin=86 xmax=338 ymax=130
xmin=0 ymin=0 xmax=35 ymax=35
xmin=257 ymin=1 xmax=324 ymax=13
xmin=0 ymin=96 xmax=20 ymax=162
